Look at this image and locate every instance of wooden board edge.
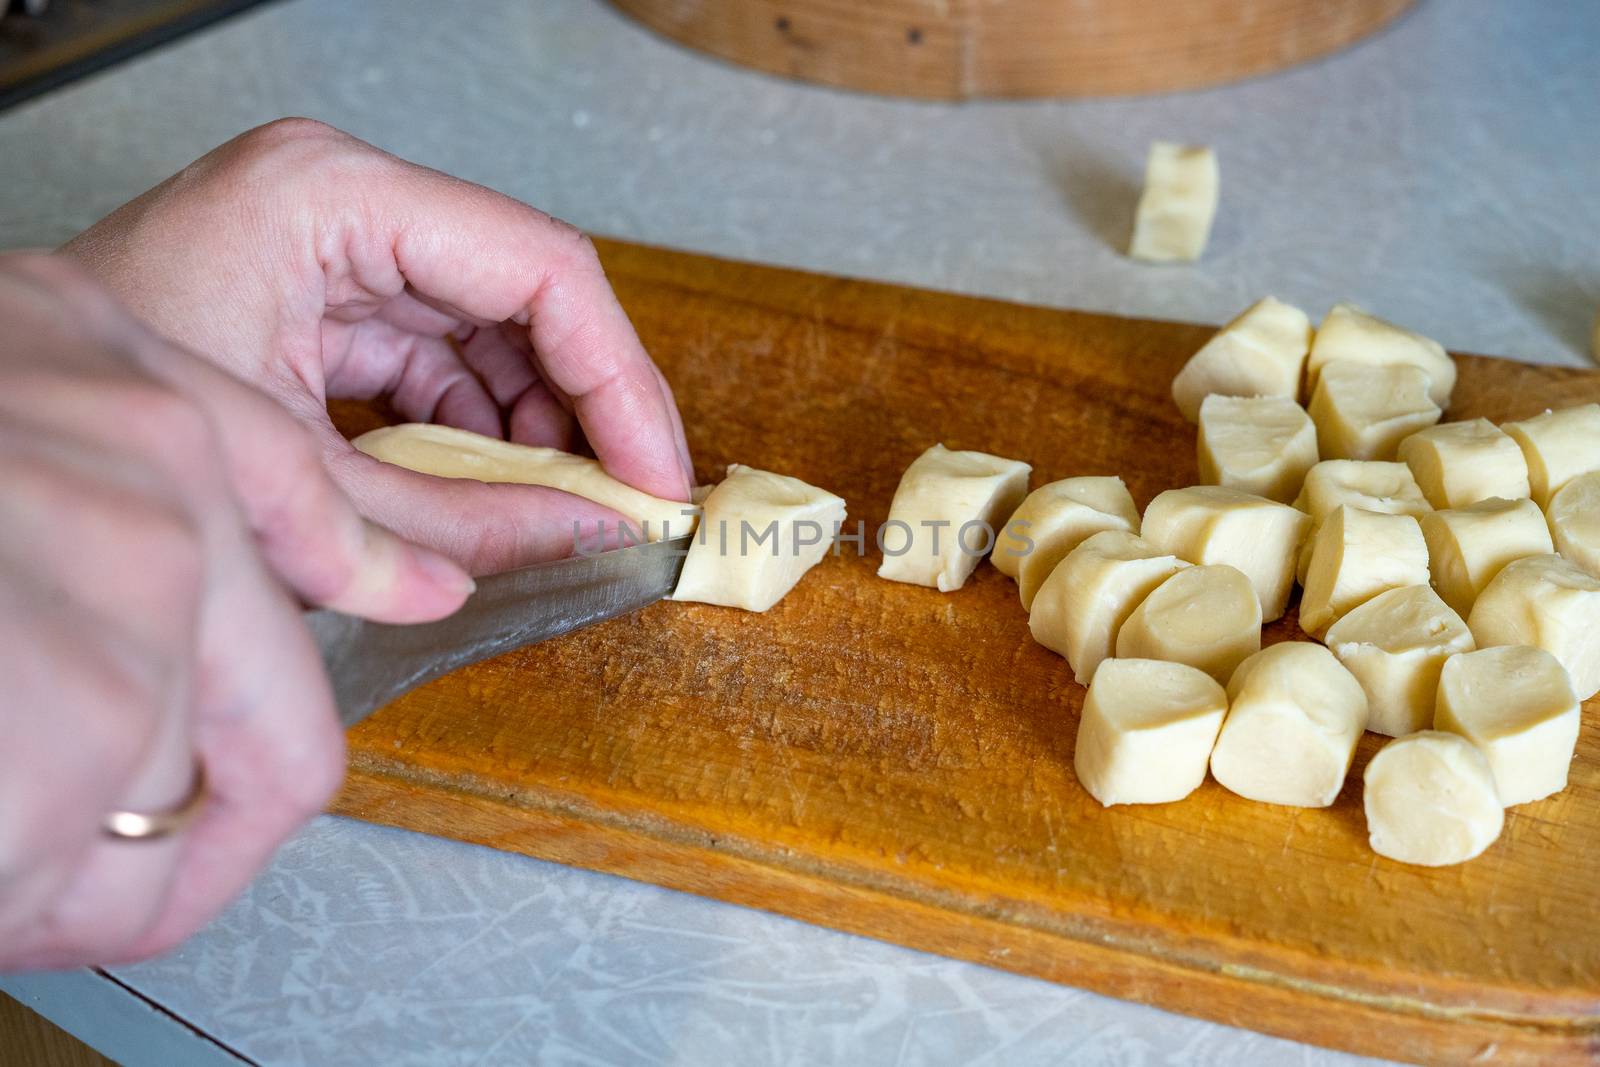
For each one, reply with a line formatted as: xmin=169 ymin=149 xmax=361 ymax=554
xmin=331 ymin=770 xmax=1600 ymax=1065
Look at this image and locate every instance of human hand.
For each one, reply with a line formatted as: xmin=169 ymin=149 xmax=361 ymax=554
xmin=65 ymin=118 xmax=695 ymax=575
xmin=0 ymin=254 xmax=473 ymax=969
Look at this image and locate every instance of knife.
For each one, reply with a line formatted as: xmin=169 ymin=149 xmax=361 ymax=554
xmin=305 ymin=535 xmax=692 ymax=727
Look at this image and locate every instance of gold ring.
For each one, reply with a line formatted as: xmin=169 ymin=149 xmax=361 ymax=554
xmin=102 ymin=762 xmax=208 ymax=841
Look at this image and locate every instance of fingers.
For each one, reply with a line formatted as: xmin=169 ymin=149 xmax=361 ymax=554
xmin=322 ymin=316 xmax=504 ymax=439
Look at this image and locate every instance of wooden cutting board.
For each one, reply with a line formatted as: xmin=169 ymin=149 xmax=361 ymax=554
xmin=328 ymin=239 xmax=1600 ymax=1065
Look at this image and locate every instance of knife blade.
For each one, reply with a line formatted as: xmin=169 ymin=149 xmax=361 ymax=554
xmin=305 ymin=535 xmax=691 ymax=727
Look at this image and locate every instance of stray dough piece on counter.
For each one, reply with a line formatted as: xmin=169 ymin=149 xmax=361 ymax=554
xmin=1363 ymin=732 xmax=1503 ymax=867
xmin=1306 ymin=303 xmax=1457 ymax=408
xmin=993 ymin=477 xmax=1139 ymax=610
xmin=1128 ymin=142 xmax=1219 ymax=263
xmin=1197 ymin=395 xmax=1319 ymax=503
xmin=354 ymin=423 xmax=694 ymax=541
xmin=1324 ymin=585 xmax=1474 ymax=737
xmin=1420 ymin=497 xmax=1554 ymax=617
xmin=877 ymin=444 xmax=1031 ymax=592
xmin=1548 ymin=471 xmax=1600 ymax=576
xmin=1210 ymin=642 xmax=1368 ymax=808
xmin=1467 ymin=553 xmax=1600 ymax=700
xmin=1073 ymin=659 xmax=1228 ymax=806
xmin=1297 ymin=506 xmax=1429 ymax=637
xmin=1170 ymin=297 xmax=1313 ymax=423
xmin=1397 ymin=419 xmax=1531 ymax=509
xmin=1115 ymin=565 xmax=1262 ymax=683
xmin=1308 ymin=361 xmax=1443 ymax=462
xmin=671 ymin=465 xmax=845 ymax=612
xmin=1503 ymin=403 xmax=1600 ymax=506
xmin=1030 ymin=531 xmax=1189 ymax=685
xmin=1435 ymin=645 xmax=1581 ymax=806
xmin=1140 ymin=486 xmax=1309 ymax=623
xmin=1292 ymin=460 xmax=1432 ymax=582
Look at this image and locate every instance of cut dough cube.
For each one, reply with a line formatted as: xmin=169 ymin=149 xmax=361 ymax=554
xmin=1435 ymin=645 xmax=1581 ymax=806
xmin=1397 ymin=419 xmax=1531 ymax=509
xmin=1115 ymin=565 xmax=1262 ymax=683
xmin=1197 ymin=395 xmax=1319 ymax=504
xmin=877 ymin=444 xmax=1030 ymax=592
xmin=1420 ymin=497 xmax=1554 ymax=617
xmin=993 ymin=477 xmax=1139 ymax=610
xmin=353 ymin=423 xmax=694 ymax=540
xmin=1140 ymin=486 xmax=1309 ymax=623
xmin=1324 ymin=585 xmax=1474 ymax=737
xmin=671 ymin=465 xmax=845 ymax=612
xmin=1210 ymin=642 xmax=1368 ymax=807
xmin=1306 ymin=303 xmax=1457 ymax=408
xmin=1363 ymin=732 xmax=1503 ymax=867
xmin=1547 ymin=471 xmax=1600 ymax=577
xmin=1128 ymin=142 xmax=1218 ymax=263
xmin=1467 ymin=553 xmax=1600 ymax=700
xmin=1170 ymin=296 xmax=1313 ymax=423
xmin=1073 ymin=658 xmax=1228 ymax=806
xmin=1030 ymin=530 xmax=1189 ymax=684
xmin=1308 ymin=361 xmax=1442 ymax=462
xmin=1504 ymin=403 xmax=1600 ymax=506
xmin=1298 ymin=506 xmax=1429 ymax=637
xmin=1292 ymin=460 xmax=1431 ymax=582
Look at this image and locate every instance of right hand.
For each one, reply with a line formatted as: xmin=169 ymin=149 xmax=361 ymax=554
xmin=0 ymin=254 xmax=473 ymax=970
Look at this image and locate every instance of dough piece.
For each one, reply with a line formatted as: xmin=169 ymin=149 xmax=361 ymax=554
xmin=1503 ymin=403 xmax=1600 ymax=506
xmin=1308 ymin=361 xmax=1442 ymax=462
xmin=1030 ymin=531 xmax=1189 ymax=685
xmin=1170 ymin=297 xmax=1313 ymax=423
xmin=1435 ymin=645 xmax=1581 ymax=806
xmin=1128 ymin=142 xmax=1219 ymax=263
xmin=1209 ymin=642 xmax=1368 ymax=808
xmin=1115 ymin=565 xmax=1262 ymax=683
xmin=1197 ymin=395 xmax=1319 ymax=504
xmin=1397 ymin=419 xmax=1531 ymax=509
xmin=1073 ymin=659 xmax=1228 ymax=806
xmin=1420 ymin=498 xmax=1554 ymax=617
xmin=1323 ymin=585 xmax=1474 ymax=737
xmin=877 ymin=444 xmax=1031 ymax=592
xmin=1306 ymin=303 xmax=1457 ymax=408
xmin=993 ymin=477 xmax=1139 ymax=610
xmin=1547 ymin=471 xmax=1600 ymax=576
xmin=1297 ymin=506 xmax=1429 ymax=637
xmin=1292 ymin=460 xmax=1431 ymax=582
xmin=1140 ymin=486 xmax=1309 ymax=623
xmin=1467 ymin=553 xmax=1600 ymax=700
xmin=1363 ymin=732 xmax=1503 ymax=867
xmin=671 ymin=465 xmax=845 ymax=612
xmin=354 ymin=423 xmax=694 ymax=541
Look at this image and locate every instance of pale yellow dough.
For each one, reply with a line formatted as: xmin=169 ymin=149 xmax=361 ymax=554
xmin=1170 ymin=296 xmax=1312 ymax=423
xmin=1323 ymin=585 xmax=1474 ymax=737
xmin=1073 ymin=659 xmax=1228 ymax=807
xmin=1419 ymin=498 xmax=1553 ymax=617
xmin=670 ymin=465 xmax=845 ymax=613
xmin=1504 ymin=403 xmax=1600 ymax=506
xmin=1197 ymin=395 xmax=1319 ymax=504
xmin=1029 ymin=530 xmax=1188 ymax=685
xmin=877 ymin=444 xmax=1031 ymax=592
xmin=1298 ymin=506 xmax=1429 ymax=638
xmin=353 ymin=423 xmax=694 ymax=541
xmin=1292 ymin=460 xmax=1431 ymax=583
xmin=1115 ymin=565 xmax=1262 ymax=683
xmin=1209 ymin=642 xmax=1368 ymax=808
xmin=1140 ymin=485 xmax=1308 ymax=623
xmin=992 ymin=477 xmax=1139 ymax=610
xmin=1128 ymin=142 xmax=1218 ymax=263
xmin=1435 ymin=645 xmax=1580 ymax=806
xmin=1363 ymin=732 xmax=1503 ymax=867
xmin=1308 ymin=361 xmax=1442 ymax=462
xmin=1467 ymin=553 xmax=1600 ymax=700
xmin=1397 ymin=419 xmax=1530 ymax=509
xmin=1547 ymin=471 xmax=1600 ymax=577
xmin=1306 ymin=303 xmax=1457 ymax=409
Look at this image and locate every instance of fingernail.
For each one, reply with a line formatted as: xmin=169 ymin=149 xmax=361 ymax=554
xmin=412 ymin=545 xmax=476 ymax=595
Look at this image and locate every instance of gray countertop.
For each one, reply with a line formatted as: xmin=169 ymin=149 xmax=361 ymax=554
xmin=1 ymin=1 xmax=1596 ymax=1063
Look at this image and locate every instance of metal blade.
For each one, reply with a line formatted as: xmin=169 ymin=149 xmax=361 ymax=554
xmin=305 ymin=535 xmax=691 ymax=728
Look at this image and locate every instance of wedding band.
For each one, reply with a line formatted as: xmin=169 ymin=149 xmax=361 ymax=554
xmin=102 ymin=761 xmax=208 ymax=841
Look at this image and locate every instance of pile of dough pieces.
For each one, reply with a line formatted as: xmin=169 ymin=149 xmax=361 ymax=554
xmin=874 ymin=299 xmax=1600 ymax=869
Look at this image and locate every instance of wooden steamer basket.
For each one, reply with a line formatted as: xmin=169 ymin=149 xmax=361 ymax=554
xmin=608 ymin=0 xmax=1416 ymax=99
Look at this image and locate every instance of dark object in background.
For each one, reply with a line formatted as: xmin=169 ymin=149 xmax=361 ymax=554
xmin=0 ymin=0 xmax=270 ymax=111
